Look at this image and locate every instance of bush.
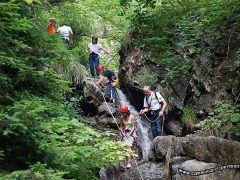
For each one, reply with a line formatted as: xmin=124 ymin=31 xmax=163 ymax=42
xmin=135 ymin=66 xmax=158 ymax=87
xmin=123 ymin=0 xmax=240 ymax=83
xmin=182 ymin=107 xmax=197 ymax=130
xmin=0 ymin=162 xmax=65 ymax=180
xmin=0 ymin=1 xmax=128 ymax=179
xmin=196 ymin=101 xmax=240 ymax=137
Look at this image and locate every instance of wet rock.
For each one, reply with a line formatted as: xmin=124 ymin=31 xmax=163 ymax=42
xmin=150 ymin=135 xmax=240 ymax=180
xmin=120 ymin=162 xmax=164 ymax=180
xmin=170 ymin=156 xmax=191 ymax=176
xmin=172 ymin=159 xmax=240 ymax=180
xmin=98 ymin=102 xmax=117 ymax=116
xmin=100 ymin=162 xmax=165 ymax=180
xmin=165 ymin=120 xmax=183 ymax=137
xmin=94 ymin=115 xmax=120 ymax=129
xmin=80 ymin=77 xmax=103 ymax=115
xmin=152 ymin=135 xmax=240 ymax=164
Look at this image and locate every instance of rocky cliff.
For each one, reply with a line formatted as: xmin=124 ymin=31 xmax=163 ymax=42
xmin=118 ymin=32 xmax=240 ymax=136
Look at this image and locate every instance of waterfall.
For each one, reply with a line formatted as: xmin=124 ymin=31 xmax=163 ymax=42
xmin=117 ymin=89 xmax=151 ymax=157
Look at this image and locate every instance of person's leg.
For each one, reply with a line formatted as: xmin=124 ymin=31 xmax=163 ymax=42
xmin=151 ymin=111 xmax=162 ymax=138
xmin=126 ymin=145 xmax=132 ymax=168
xmin=95 ymin=57 xmax=100 ymax=76
xmin=156 ymin=116 xmax=163 ymax=136
xmin=151 ymin=121 xmax=157 ymax=139
xmin=89 ymin=56 xmax=95 ymax=77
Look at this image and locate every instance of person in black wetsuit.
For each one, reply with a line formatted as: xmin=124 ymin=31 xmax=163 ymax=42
xmin=96 ymin=65 xmax=117 ymax=103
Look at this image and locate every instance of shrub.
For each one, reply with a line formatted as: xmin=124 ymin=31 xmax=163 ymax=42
xmin=196 ymin=101 xmax=240 ymax=137
xmin=182 ymin=107 xmax=197 ymax=130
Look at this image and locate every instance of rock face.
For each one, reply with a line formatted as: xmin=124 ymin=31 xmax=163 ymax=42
xmin=172 ymin=159 xmax=240 ymax=180
xmin=100 ymin=162 xmax=164 ymax=180
xmin=148 ymin=135 xmax=240 ymax=180
xmin=100 ymin=135 xmax=240 ymax=180
xmin=118 ymin=41 xmax=240 ymax=134
xmin=151 ymin=135 xmax=240 ymax=164
xmin=165 ymin=120 xmax=183 ymax=137
xmin=80 ymin=77 xmax=104 ymax=115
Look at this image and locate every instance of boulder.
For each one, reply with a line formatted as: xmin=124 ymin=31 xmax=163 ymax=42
xmin=151 ymin=135 xmax=240 ymax=164
xmin=100 ymin=162 xmax=164 ymax=180
xmin=80 ymin=77 xmax=103 ymax=115
xmin=165 ymin=120 xmax=183 ymax=137
xmin=172 ymin=159 xmax=240 ymax=180
xmin=98 ymin=102 xmax=117 ymax=116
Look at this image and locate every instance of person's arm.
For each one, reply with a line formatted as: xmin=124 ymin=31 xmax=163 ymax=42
xmin=140 ymin=97 xmax=149 ymax=114
xmin=69 ymin=28 xmax=73 ymax=44
xmin=111 ymin=87 xmax=117 ymax=103
xmin=156 ymin=92 xmax=167 ymax=116
xmin=120 ymin=117 xmax=125 ymax=137
xmin=96 ymin=74 xmax=104 ymax=84
xmin=99 ymin=44 xmax=109 ymax=54
xmin=159 ymin=100 xmax=167 ymax=116
xmin=86 ymin=43 xmax=91 ymax=53
xmin=129 ymin=115 xmax=136 ymax=136
xmin=140 ymin=108 xmax=149 ymax=114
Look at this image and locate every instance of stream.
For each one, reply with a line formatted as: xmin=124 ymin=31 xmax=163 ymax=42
xmin=117 ymin=89 xmax=151 ymax=158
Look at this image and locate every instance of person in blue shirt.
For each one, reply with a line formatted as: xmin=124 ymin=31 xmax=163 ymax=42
xmin=96 ymin=65 xmax=117 ymax=103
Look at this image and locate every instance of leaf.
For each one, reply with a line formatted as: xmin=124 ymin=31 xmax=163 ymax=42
xmin=24 ymin=0 xmax=33 ymax=4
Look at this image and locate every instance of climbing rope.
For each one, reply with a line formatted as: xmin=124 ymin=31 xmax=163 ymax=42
xmin=89 ymin=78 xmax=144 ymax=180
xmin=141 ymin=112 xmax=161 ymax=123
xmin=137 ymin=113 xmax=165 ymax=136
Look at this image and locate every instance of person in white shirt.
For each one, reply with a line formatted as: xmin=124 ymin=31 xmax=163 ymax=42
xmin=140 ymin=86 xmax=167 ymax=138
xmin=87 ymin=36 xmax=108 ymax=77
xmin=57 ymin=24 xmax=73 ymax=48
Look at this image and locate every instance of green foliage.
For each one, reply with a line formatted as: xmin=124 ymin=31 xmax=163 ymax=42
xmin=0 ymin=0 xmax=71 ymax=103
xmin=0 ymin=96 xmax=128 ymax=179
xmin=123 ymin=0 xmax=240 ymax=83
xmin=196 ymin=101 xmax=240 ymax=137
xmin=0 ymin=1 xmax=128 ymax=179
xmin=0 ymin=162 xmax=65 ymax=180
xmin=38 ymin=117 xmax=128 ymax=179
xmin=135 ymin=66 xmax=157 ymax=87
xmin=182 ymin=107 xmax=197 ymax=130
xmin=46 ymin=0 xmax=129 ymax=68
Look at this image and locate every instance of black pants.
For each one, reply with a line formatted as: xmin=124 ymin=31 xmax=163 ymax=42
xmin=148 ymin=110 xmax=163 ymax=138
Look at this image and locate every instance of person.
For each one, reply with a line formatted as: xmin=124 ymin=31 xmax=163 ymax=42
xmin=87 ymin=37 xmax=108 ymax=77
xmin=47 ymin=18 xmax=57 ymax=35
xmin=119 ymin=105 xmax=136 ymax=168
xmin=57 ymin=24 xmax=73 ymax=48
xmin=140 ymin=86 xmax=167 ymax=139
xmin=96 ymin=65 xmax=117 ymax=103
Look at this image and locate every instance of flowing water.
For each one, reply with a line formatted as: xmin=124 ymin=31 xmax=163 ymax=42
xmin=117 ymin=89 xmax=151 ymax=157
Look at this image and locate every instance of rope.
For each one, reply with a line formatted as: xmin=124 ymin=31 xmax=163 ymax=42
xmin=141 ymin=112 xmax=161 ymax=123
xmin=89 ymin=78 xmax=144 ymax=180
xmin=105 ymin=54 xmax=118 ymax=69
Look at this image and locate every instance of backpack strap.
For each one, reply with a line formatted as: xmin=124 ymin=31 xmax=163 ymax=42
xmin=154 ymin=91 xmax=163 ymax=109
xmin=145 ymin=95 xmax=153 ymax=109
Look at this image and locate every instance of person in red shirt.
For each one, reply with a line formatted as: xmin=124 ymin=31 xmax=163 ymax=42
xmin=47 ymin=18 xmax=56 ymax=35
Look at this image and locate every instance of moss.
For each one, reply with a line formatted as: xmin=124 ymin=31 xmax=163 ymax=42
xmin=181 ymin=107 xmax=197 ymax=130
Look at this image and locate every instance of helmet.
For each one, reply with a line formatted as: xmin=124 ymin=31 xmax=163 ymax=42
xmin=119 ymin=105 xmax=129 ymax=113
xmin=96 ymin=65 xmax=104 ymax=71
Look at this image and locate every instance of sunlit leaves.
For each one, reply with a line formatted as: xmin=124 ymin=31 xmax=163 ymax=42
xmin=24 ymin=0 xmax=33 ymax=4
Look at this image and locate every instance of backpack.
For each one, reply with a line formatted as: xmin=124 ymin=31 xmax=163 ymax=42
xmin=146 ymin=91 xmax=163 ymax=109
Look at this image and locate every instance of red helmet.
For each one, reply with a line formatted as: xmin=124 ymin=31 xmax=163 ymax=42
xmin=119 ymin=105 xmax=129 ymax=113
xmin=96 ymin=65 xmax=104 ymax=71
